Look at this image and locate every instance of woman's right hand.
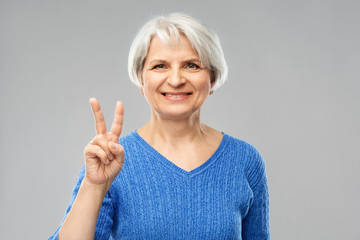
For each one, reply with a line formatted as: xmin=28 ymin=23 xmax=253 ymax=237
xmin=83 ymin=98 xmax=125 ymax=190
xmin=58 ymin=98 xmax=124 ymax=239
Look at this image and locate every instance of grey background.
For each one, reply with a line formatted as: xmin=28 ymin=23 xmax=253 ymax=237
xmin=1 ymin=0 xmax=359 ymax=239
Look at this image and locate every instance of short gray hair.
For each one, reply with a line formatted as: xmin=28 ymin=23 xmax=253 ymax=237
xmin=128 ymin=13 xmax=228 ymax=91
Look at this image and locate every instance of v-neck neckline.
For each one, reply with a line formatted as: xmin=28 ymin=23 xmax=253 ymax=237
xmin=132 ymin=130 xmax=228 ymax=178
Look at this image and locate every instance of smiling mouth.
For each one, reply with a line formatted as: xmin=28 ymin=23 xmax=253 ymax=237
xmin=161 ymin=93 xmax=192 ymax=97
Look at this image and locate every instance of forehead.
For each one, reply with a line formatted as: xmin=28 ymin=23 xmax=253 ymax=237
xmin=146 ymin=34 xmax=200 ymax=60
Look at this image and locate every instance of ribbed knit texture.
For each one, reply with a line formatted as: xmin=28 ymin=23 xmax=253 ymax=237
xmin=49 ymin=131 xmax=270 ymax=239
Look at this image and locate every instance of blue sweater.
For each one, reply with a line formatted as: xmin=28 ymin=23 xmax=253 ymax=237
xmin=50 ymin=131 xmax=270 ymax=239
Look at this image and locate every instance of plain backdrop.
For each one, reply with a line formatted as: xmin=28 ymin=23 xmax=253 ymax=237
xmin=1 ymin=0 xmax=359 ymax=239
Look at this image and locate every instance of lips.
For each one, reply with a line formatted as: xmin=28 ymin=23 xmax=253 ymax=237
xmin=161 ymin=92 xmax=192 ymax=101
xmin=161 ymin=92 xmax=192 ymax=97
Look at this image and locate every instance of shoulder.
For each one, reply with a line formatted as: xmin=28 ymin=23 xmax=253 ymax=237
xmin=223 ymin=133 xmax=266 ymax=188
xmin=223 ymin=133 xmax=262 ymax=159
xmin=118 ymin=130 xmax=140 ymax=147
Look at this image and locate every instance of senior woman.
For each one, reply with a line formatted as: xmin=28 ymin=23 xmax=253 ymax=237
xmin=50 ymin=13 xmax=270 ymax=239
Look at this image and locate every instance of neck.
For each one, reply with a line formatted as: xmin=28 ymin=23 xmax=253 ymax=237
xmin=138 ymin=109 xmax=209 ymax=145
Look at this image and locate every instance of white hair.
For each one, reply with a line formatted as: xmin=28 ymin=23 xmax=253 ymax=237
xmin=128 ymin=13 xmax=228 ymax=91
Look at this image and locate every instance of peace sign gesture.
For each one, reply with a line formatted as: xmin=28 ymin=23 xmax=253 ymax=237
xmin=84 ymin=98 xmax=125 ymax=189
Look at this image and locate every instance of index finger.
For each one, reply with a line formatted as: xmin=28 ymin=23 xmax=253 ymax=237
xmin=110 ymin=101 xmax=124 ymax=142
xmin=89 ymin=98 xmax=107 ymax=135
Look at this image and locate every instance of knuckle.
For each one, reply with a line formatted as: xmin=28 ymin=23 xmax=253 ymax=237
xmin=90 ymin=136 xmax=100 ymax=145
xmin=92 ymin=145 xmax=101 ymax=151
xmin=100 ymin=149 xmax=107 ymax=158
xmin=107 ymin=134 xmax=117 ymax=142
xmin=118 ymin=145 xmax=124 ymax=154
xmin=96 ymin=134 xmax=105 ymax=142
xmin=99 ymin=137 xmax=109 ymax=146
xmin=84 ymin=144 xmax=92 ymax=153
xmin=92 ymin=136 xmax=109 ymax=150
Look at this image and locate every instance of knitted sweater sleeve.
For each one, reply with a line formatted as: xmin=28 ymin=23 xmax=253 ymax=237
xmin=241 ymin=149 xmax=270 ymax=240
xmin=48 ymin=166 xmax=114 ymax=240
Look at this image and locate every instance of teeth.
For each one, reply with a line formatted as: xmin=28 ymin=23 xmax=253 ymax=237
xmin=165 ymin=94 xmax=189 ymax=97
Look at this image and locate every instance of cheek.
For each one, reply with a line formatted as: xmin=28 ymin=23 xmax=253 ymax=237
xmin=194 ymin=75 xmax=212 ymax=91
xmin=142 ymin=72 xmax=153 ymax=89
xmin=142 ymin=73 xmax=164 ymax=96
xmin=145 ymin=72 xmax=169 ymax=88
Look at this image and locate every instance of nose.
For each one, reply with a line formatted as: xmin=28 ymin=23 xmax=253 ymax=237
xmin=167 ymin=69 xmax=185 ymax=87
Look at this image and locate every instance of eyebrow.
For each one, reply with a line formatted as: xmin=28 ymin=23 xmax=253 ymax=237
xmin=183 ymin=58 xmax=202 ymax=63
xmin=147 ymin=59 xmax=166 ymax=66
xmin=147 ymin=58 xmax=202 ymax=66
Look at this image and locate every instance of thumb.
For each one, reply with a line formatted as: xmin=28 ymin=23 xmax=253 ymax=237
xmin=108 ymin=142 xmax=124 ymax=158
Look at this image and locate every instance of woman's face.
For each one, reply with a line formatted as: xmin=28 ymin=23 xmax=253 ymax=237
xmin=141 ymin=34 xmax=213 ymax=120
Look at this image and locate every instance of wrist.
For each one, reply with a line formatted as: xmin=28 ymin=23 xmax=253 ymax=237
xmin=81 ymin=177 xmax=110 ymax=198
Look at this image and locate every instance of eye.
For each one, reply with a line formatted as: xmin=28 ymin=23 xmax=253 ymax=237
xmin=186 ymin=63 xmax=200 ymax=70
xmin=153 ymin=64 xmax=165 ymax=69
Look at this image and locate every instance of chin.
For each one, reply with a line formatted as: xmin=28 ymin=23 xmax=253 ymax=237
xmin=154 ymin=108 xmax=200 ymax=120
